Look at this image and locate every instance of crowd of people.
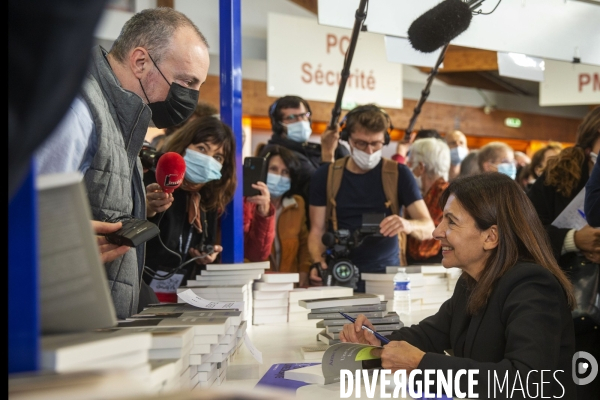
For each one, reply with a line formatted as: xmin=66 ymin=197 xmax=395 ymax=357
xmin=25 ymin=6 xmax=599 ymax=399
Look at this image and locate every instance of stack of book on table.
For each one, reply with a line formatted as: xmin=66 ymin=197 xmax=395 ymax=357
xmin=119 ymin=302 xmax=246 ymax=389
xmin=287 ymin=286 xmax=354 ymax=322
xmin=179 ymin=261 xmax=270 ymax=322
xmin=363 ymin=265 xmax=458 ymax=312
xmin=252 ymin=272 xmax=298 ymax=325
xmin=298 ymin=293 xmax=400 ymax=345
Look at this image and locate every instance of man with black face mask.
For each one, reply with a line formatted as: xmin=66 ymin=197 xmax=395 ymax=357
xmin=35 ymin=8 xmax=210 ymax=319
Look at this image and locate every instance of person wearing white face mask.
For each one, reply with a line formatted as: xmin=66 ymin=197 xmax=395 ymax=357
xmin=308 ymin=104 xmax=435 ymax=291
xmin=244 ymin=146 xmax=312 ymax=287
xmin=260 ymin=96 xmax=350 ymax=223
xmin=528 ymin=106 xmax=600 ymax=400
xmin=406 ymin=138 xmax=451 ymax=265
xmin=144 ymin=116 xmax=237 ymax=290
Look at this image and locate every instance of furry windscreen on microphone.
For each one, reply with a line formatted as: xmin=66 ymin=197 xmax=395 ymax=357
xmin=408 ymin=0 xmax=473 ymax=53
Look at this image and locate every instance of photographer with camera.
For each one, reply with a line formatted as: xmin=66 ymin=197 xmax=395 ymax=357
xmin=308 ymin=105 xmax=434 ymax=292
xmin=144 ymin=116 xmax=237 ymax=286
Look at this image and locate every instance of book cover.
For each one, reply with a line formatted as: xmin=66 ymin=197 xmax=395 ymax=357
xmin=315 ymin=313 xmax=401 ymax=327
xmin=284 ymin=342 xmax=382 ymax=385
xmin=95 ymin=326 xmax=194 ymax=349
xmin=253 ymin=282 xmax=294 ymax=291
xmin=307 ymin=310 xmax=386 ymax=320
xmin=306 ymin=302 xmax=387 ymax=313
xmin=255 ymin=362 xmax=320 ymax=391
xmin=298 ymin=294 xmax=380 ymax=310
xmin=117 ymin=316 xmax=231 ymax=335
xmin=131 ymin=310 xmax=243 ymax=326
xmin=205 ymin=261 xmax=270 ymax=271
xmin=258 ymin=272 xmax=300 ymax=283
xmin=41 ymin=330 xmax=152 ymax=372
xmin=326 ymin=322 xmax=403 ymax=334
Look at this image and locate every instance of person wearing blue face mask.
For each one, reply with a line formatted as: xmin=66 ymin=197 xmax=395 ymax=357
xmin=444 ymin=130 xmax=469 ymax=181
xmin=144 ymin=116 xmax=237 ymax=288
xmin=477 ymin=141 xmax=517 ymax=180
xmin=260 ymin=96 xmax=350 ymax=227
xmin=244 ymin=146 xmax=312 ymax=287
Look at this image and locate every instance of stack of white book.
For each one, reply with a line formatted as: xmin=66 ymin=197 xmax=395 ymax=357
xmin=363 ymin=265 xmax=458 ymax=312
xmin=310 ymin=303 xmax=399 ymax=345
xmin=179 ymin=261 xmax=270 ymax=322
xmin=252 ymin=273 xmax=298 ymax=325
xmin=100 ymin=324 xmax=196 ymax=392
xmin=298 ymin=294 xmax=400 ymax=346
xmin=287 ymin=286 xmax=354 ymax=322
xmin=40 ymin=330 xmax=153 ymax=376
xmin=118 ymin=305 xmax=243 ymax=390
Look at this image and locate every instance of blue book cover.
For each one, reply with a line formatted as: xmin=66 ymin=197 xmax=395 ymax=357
xmin=255 ymin=362 xmax=321 ymax=391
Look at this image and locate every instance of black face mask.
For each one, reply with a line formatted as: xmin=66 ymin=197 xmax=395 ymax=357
xmin=139 ymin=54 xmax=199 ymax=129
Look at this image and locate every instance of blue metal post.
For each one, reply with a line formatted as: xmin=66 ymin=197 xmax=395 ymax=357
xmin=9 ymin=164 xmax=39 ymax=373
xmin=219 ymin=0 xmax=244 ymax=263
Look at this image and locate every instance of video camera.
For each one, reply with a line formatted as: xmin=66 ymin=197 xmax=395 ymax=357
xmin=317 ymin=213 xmax=384 ymax=290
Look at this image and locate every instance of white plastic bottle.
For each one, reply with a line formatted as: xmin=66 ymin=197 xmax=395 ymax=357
xmin=393 ymin=267 xmax=411 ymax=316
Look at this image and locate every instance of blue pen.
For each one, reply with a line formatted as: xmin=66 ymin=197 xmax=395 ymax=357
xmin=339 ymin=312 xmax=390 ymax=344
xmin=578 ymin=209 xmax=587 ymax=221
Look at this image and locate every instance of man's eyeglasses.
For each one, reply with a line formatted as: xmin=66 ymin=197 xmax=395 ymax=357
xmin=350 ymin=139 xmax=385 ymax=152
xmin=281 ymin=112 xmax=311 ymax=123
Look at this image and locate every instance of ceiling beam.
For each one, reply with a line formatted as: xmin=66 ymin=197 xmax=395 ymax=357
xmin=157 ymin=0 xmax=174 ymax=8
xmin=438 ymin=46 xmax=498 ymax=72
xmin=289 ymin=0 xmax=318 ymax=14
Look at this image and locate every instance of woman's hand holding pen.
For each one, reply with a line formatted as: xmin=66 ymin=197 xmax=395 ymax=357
xmin=340 ymin=314 xmax=382 ymax=346
xmin=339 ymin=314 xmax=425 ymax=374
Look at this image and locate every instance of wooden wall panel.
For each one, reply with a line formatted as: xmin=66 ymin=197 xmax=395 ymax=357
xmin=198 ymin=76 xmax=582 ymax=144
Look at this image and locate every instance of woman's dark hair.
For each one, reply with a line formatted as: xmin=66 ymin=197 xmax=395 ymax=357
xmin=545 ymin=106 xmax=600 ymax=197
xmin=263 ymin=145 xmax=300 ymax=199
xmin=439 ymin=172 xmax=575 ymax=315
xmin=163 ymin=116 xmax=237 ymax=214
xmin=529 ymin=142 xmax=562 ymax=179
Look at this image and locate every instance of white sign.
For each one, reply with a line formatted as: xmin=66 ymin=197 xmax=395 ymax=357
xmin=267 ymin=13 xmax=402 ymax=109
xmin=384 ymin=36 xmax=444 ymax=69
xmin=177 ymin=289 xmax=244 ymax=310
xmin=540 ymin=60 xmax=600 ymax=106
xmin=497 ymin=52 xmax=545 ymax=82
xmin=318 ymin=0 xmax=600 ymax=66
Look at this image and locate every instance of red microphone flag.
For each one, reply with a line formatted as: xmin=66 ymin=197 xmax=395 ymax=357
xmin=155 ymin=152 xmax=186 ymax=193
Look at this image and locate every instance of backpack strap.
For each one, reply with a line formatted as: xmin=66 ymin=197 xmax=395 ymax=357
xmin=381 ymin=158 xmax=407 ymax=266
xmin=326 ymin=156 xmax=349 ymax=232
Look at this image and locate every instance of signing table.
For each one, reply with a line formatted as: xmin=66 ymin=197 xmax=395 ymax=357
xmin=220 ymin=309 xmax=440 ymax=399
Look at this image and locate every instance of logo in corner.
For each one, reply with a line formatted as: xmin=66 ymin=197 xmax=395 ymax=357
xmin=572 ymin=351 xmax=598 ymax=385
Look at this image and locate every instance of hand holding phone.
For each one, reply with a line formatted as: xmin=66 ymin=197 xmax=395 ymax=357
xmin=243 ymin=157 xmax=268 ymax=197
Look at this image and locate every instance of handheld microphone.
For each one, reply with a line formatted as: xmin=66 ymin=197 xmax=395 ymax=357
xmin=155 ymin=152 xmax=186 ymax=193
xmin=407 ymin=0 xmax=475 ymax=53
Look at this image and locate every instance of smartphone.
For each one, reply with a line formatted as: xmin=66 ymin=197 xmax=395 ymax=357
xmin=243 ymin=157 xmax=268 ymax=197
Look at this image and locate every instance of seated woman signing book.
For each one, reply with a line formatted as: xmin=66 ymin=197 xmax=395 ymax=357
xmin=340 ymin=173 xmax=576 ymax=399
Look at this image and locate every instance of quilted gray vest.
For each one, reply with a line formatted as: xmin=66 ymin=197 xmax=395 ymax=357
xmin=80 ymin=46 xmax=151 ymax=319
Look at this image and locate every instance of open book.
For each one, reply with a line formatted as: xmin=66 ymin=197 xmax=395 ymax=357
xmin=284 ymin=342 xmax=382 ymax=385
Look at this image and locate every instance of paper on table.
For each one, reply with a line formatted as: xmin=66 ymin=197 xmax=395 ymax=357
xmin=551 ymin=188 xmax=587 ymax=230
xmin=177 ymin=289 xmax=244 ymax=310
xmin=244 ymin=332 xmax=263 ymax=364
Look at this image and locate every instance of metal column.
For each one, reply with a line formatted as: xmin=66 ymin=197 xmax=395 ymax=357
xmin=8 ymin=165 xmax=40 ymax=373
xmin=219 ymin=0 xmax=244 ymax=263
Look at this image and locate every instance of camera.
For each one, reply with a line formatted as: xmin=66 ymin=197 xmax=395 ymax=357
xmin=318 ymin=213 xmax=385 ymax=290
xmin=139 ymin=144 xmax=164 ymax=171
xmin=197 ymin=243 xmax=215 ymax=256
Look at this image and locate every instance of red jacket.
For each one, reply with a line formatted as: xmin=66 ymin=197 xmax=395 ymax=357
xmin=243 ymin=198 xmax=275 ymax=262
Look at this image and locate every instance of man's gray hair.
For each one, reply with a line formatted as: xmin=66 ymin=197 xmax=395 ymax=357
xmin=409 ymin=138 xmax=451 ymax=181
xmin=110 ymin=7 xmax=208 ymax=64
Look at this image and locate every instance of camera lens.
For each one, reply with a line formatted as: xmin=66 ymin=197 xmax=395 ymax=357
xmin=332 ymin=261 xmax=354 ymax=283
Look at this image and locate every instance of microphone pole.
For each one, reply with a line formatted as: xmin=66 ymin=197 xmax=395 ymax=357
xmin=403 ymin=43 xmax=450 ymax=142
xmin=328 ymin=0 xmax=369 ymax=129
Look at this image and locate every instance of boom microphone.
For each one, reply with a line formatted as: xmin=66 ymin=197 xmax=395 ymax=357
xmin=408 ymin=0 xmax=475 ymax=53
xmin=155 ymin=152 xmax=186 ymax=193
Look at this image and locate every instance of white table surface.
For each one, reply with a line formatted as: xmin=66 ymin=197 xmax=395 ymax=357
xmin=219 ymin=309 xmax=439 ymax=399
